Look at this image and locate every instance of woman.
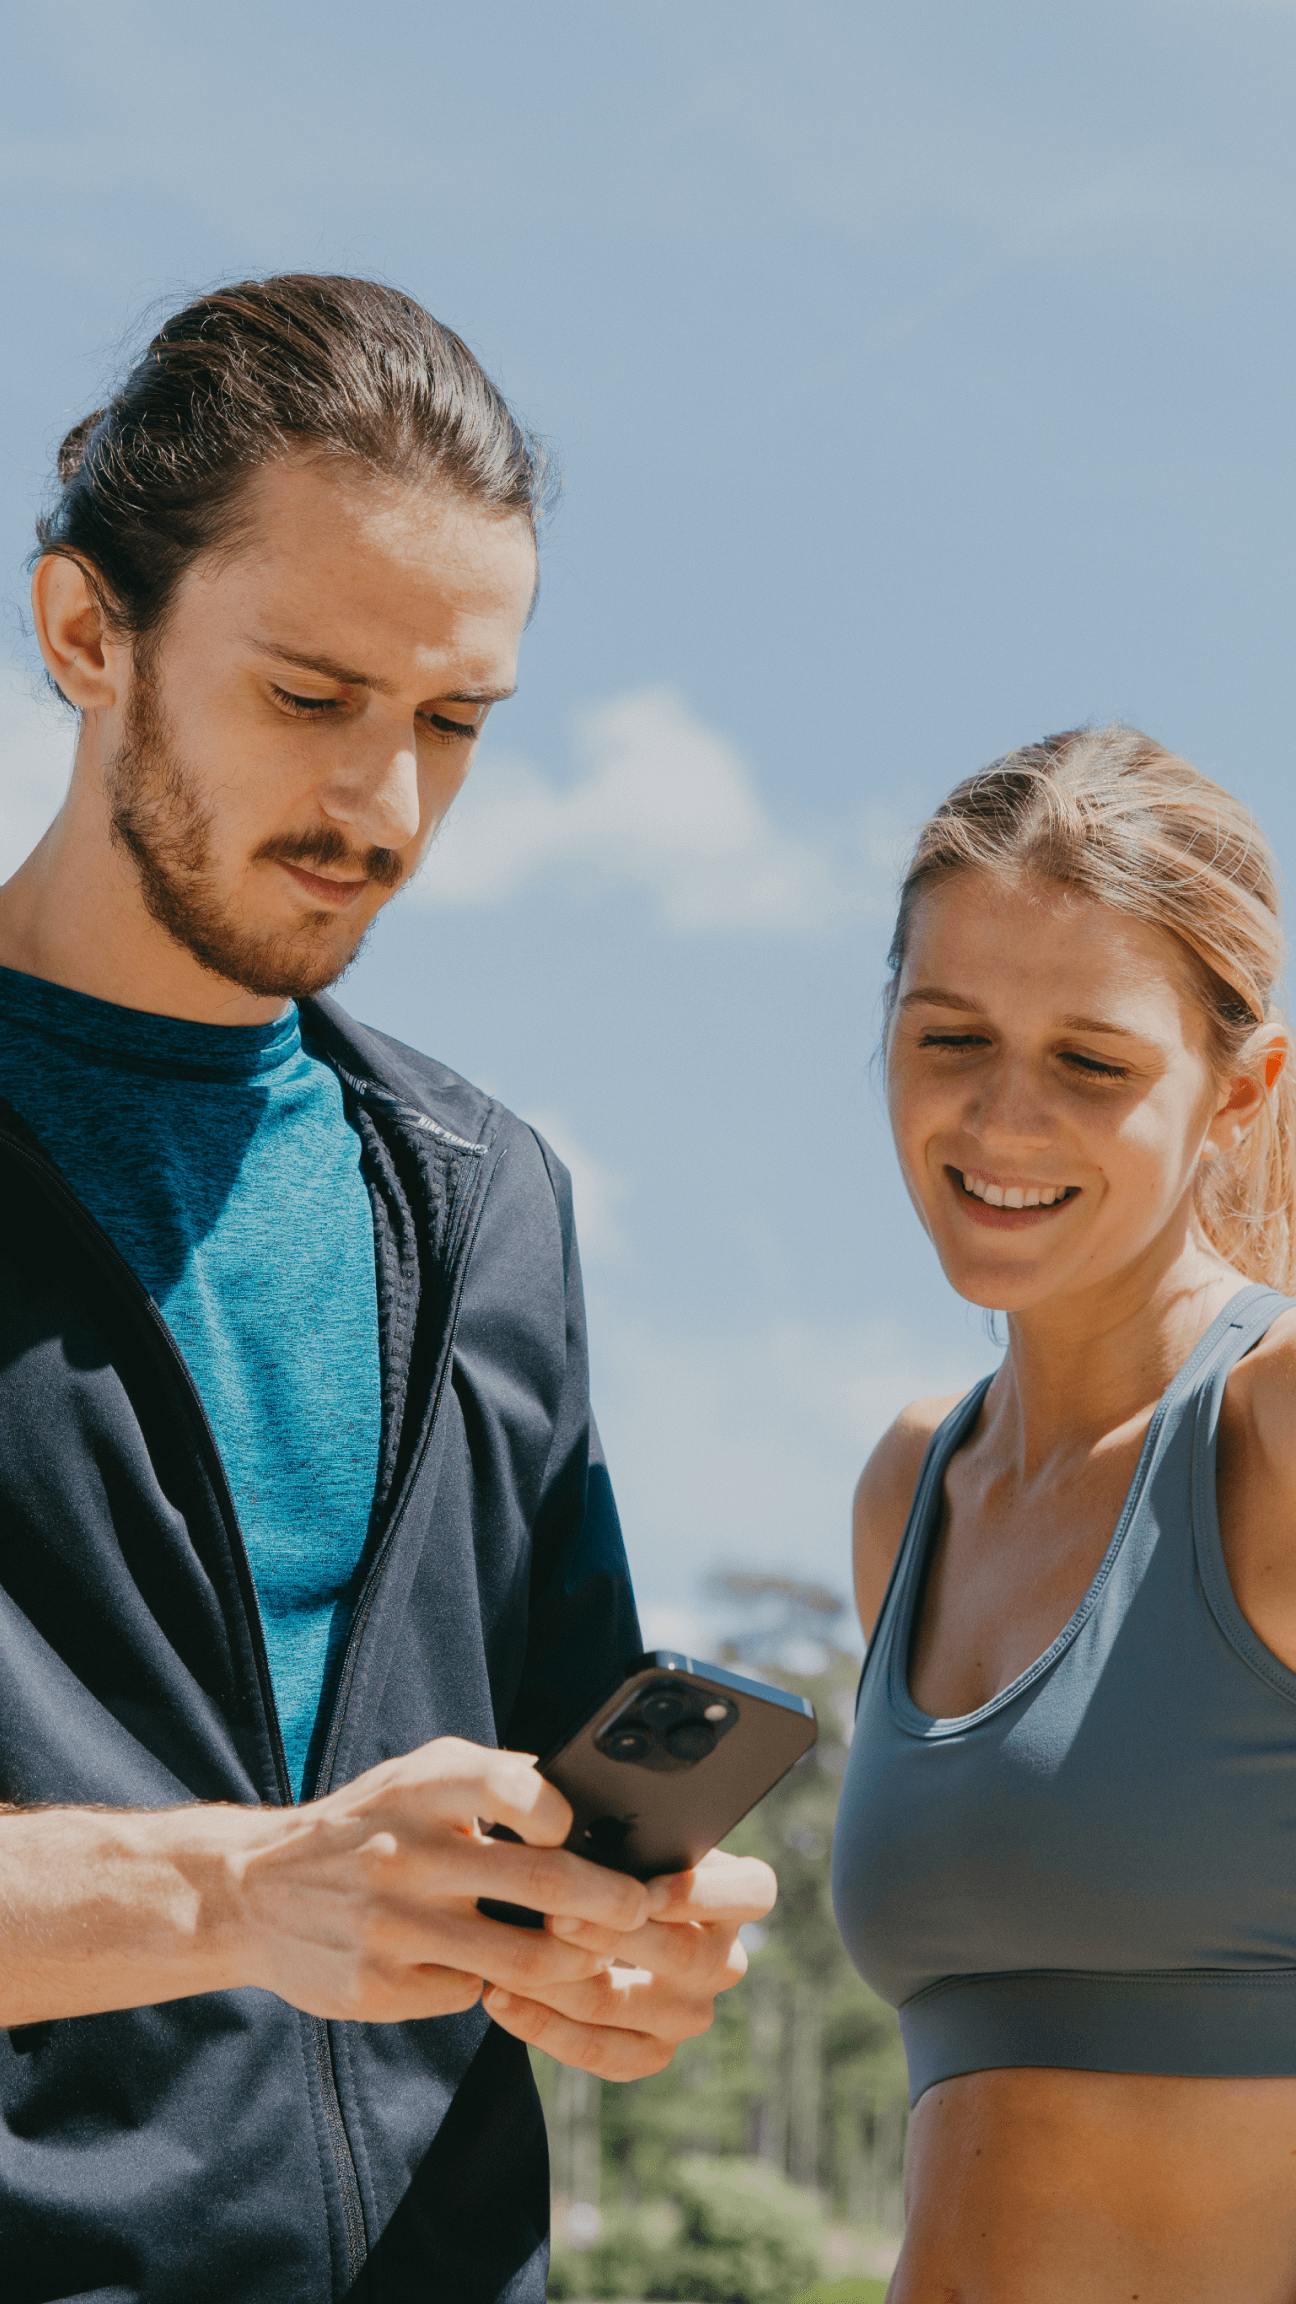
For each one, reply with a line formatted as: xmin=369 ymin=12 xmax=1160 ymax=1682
xmin=831 ymin=724 xmax=1296 ymax=2304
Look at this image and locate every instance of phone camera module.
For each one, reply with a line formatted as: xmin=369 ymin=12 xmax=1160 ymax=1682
xmin=665 ymin=1719 xmax=716 ymax=1763
xmin=640 ymin=1687 xmax=690 ymax=1731
xmin=596 ymin=1677 xmax=740 ymax=1773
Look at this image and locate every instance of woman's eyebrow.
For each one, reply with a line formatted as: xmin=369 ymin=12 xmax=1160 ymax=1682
xmin=898 ymin=985 xmax=986 ymax=1013
xmin=1058 ymin=1013 xmax=1141 ymax=1040
xmin=900 ymin=986 xmax=1142 ymax=1039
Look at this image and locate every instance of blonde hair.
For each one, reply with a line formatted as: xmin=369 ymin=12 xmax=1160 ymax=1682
xmin=883 ymin=725 xmax=1296 ymax=1291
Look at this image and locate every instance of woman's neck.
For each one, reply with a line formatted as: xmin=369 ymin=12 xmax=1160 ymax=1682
xmin=991 ymin=1247 xmax=1247 ymax=1484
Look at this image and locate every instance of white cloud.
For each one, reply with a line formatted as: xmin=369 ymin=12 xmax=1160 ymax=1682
xmin=0 ymin=665 xmax=74 ymax=879
xmin=525 ymin=1109 xmax=631 ymax=1266
xmin=424 ymin=688 xmax=909 ymax=936
xmin=596 ymin=1309 xmax=991 ymax=1626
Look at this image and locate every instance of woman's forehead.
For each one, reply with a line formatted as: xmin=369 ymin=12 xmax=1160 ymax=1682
xmin=901 ymin=870 xmax=1199 ymax=1025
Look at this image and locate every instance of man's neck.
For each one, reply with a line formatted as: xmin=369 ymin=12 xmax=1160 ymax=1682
xmin=0 ymin=786 xmax=287 ymax=1029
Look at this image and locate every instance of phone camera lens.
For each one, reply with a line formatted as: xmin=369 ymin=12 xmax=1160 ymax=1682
xmin=665 ymin=1720 xmax=716 ymax=1763
xmin=640 ymin=1688 xmax=689 ymax=1730
xmin=602 ymin=1725 xmax=652 ymax=1762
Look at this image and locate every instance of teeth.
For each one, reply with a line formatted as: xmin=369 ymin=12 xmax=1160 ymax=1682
xmin=960 ymin=1171 xmax=1074 ymax=1209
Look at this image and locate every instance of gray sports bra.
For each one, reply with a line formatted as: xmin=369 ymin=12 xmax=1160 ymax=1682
xmin=831 ymin=1283 xmax=1296 ymax=2106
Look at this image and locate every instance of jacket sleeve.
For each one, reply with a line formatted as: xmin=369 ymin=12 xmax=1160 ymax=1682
xmin=501 ymin=1132 xmax=644 ymax=1759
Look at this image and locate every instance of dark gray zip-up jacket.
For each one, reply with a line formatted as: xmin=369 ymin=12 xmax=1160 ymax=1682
xmin=0 ymin=994 xmax=642 ymax=2302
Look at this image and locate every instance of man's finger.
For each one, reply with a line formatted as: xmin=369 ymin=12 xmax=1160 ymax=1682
xmin=546 ymin=1913 xmax=746 ymax=1992
xmin=499 ymin=1964 xmax=695 ymax=2038
xmin=388 ymin=1903 xmax=616 ymax=1991
xmin=402 ymin=1739 xmax=575 ymax=1848
xmin=644 ymin=1851 xmax=778 ymax=1923
xmin=447 ymin=1835 xmax=654 ymax=1930
xmin=481 ymin=1985 xmax=676 ymax=2079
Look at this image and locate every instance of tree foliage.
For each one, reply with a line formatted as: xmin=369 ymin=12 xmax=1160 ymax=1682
xmin=543 ymin=1573 xmax=908 ymax=2300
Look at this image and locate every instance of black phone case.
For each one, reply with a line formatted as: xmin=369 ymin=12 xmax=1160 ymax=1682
xmin=479 ymin=1650 xmax=817 ymax=1927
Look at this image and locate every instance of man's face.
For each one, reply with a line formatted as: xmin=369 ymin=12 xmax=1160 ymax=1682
xmin=102 ymin=455 xmax=537 ymax=999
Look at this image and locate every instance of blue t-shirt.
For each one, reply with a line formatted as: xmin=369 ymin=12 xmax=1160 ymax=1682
xmin=0 ymin=966 xmax=382 ymax=1799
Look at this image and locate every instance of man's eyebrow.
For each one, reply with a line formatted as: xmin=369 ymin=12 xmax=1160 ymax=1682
xmin=247 ymin=636 xmax=516 ymax=704
xmin=899 ymin=986 xmax=1142 ymax=1038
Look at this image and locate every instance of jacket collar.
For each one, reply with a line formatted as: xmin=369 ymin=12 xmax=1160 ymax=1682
xmin=299 ymin=993 xmax=500 ymax=1157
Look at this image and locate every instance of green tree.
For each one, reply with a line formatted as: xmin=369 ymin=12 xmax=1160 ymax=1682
xmin=538 ymin=1569 xmax=910 ymax=2283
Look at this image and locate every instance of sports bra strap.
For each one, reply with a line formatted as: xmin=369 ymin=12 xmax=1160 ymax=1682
xmin=852 ymin=1378 xmax=991 ymax=1719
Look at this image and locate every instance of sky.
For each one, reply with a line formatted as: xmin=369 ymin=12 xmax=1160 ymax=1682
xmin=4 ymin=0 xmax=1296 ymax=1656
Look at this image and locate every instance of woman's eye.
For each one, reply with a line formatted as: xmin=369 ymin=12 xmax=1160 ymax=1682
xmin=917 ymin=1033 xmax=1126 ymax=1082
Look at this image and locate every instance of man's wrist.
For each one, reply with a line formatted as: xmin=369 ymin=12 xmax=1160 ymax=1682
xmin=132 ymin=1799 xmax=287 ymax=1999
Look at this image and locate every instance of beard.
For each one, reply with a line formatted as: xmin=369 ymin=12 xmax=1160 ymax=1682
xmin=104 ymin=664 xmax=404 ymax=1001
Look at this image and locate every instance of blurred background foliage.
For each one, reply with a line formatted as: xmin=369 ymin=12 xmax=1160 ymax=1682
xmin=537 ymin=1572 xmax=904 ymax=2303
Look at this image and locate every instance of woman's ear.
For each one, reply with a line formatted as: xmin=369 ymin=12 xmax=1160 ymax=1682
xmin=1203 ymin=1026 xmax=1289 ymax=1161
xmin=30 ymin=554 xmax=124 ymax=713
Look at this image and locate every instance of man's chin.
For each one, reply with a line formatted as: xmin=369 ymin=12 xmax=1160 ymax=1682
xmin=180 ymin=908 xmax=377 ymax=1003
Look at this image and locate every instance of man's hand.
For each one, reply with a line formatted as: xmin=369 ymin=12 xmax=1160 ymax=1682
xmin=479 ymin=1846 xmax=777 ymax=2079
xmin=232 ymin=1737 xmax=659 ymax=2024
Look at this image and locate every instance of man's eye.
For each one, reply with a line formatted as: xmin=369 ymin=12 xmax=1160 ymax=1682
xmin=271 ymin=685 xmax=338 ymax=715
xmin=270 ymin=686 xmax=480 ymax=742
xmin=425 ymin=714 xmax=481 ymax=741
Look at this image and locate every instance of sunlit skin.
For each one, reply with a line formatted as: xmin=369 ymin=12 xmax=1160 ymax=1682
xmin=855 ymin=867 xmax=1296 ymax=2304
xmin=16 ymin=451 xmax=775 ymax=2078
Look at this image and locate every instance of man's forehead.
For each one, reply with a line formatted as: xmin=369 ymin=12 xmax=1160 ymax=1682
xmin=196 ymin=490 xmax=531 ymax=697
xmin=209 ymin=454 xmax=534 ymax=639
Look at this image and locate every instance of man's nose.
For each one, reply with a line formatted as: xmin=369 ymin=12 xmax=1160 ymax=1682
xmin=319 ymin=734 xmax=423 ymax=853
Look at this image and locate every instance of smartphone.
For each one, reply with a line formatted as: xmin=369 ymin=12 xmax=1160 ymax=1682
xmin=477 ymin=1650 xmax=818 ymax=1927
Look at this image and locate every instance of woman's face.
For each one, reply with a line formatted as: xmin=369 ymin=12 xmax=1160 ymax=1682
xmin=886 ymin=868 xmax=1245 ymax=1313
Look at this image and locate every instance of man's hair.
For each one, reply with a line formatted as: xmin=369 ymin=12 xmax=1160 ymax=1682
xmin=34 ymin=272 xmax=553 ymax=649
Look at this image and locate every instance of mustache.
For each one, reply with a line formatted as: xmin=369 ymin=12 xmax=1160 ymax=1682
xmin=255 ymin=828 xmax=404 ymax=890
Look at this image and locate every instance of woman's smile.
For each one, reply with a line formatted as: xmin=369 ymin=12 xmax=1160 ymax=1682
xmin=945 ymin=1164 xmax=1083 ymax=1228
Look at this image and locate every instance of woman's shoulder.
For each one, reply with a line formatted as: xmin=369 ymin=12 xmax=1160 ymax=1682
xmin=1222 ymin=1300 xmax=1296 ymax=1496
xmin=1214 ymin=1301 xmax=1296 ymax=1675
xmin=851 ymin=1394 xmax=966 ymax=1640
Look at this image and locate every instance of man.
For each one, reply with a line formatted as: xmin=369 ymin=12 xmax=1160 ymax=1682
xmin=0 ymin=274 xmax=775 ymax=2303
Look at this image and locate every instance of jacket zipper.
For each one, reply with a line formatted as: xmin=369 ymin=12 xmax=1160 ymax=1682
xmin=310 ymin=1127 xmax=495 ymax=1800
xmin=0 ymin=1123 xmax=371 ymax=2289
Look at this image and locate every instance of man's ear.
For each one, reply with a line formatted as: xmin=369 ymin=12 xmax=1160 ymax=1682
xmin=30 ymin=554 xmax=126 ymax=713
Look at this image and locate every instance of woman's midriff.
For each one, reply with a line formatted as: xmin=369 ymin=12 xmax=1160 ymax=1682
xmin=890 ymin=2067 xmax=1296 ymax=2304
